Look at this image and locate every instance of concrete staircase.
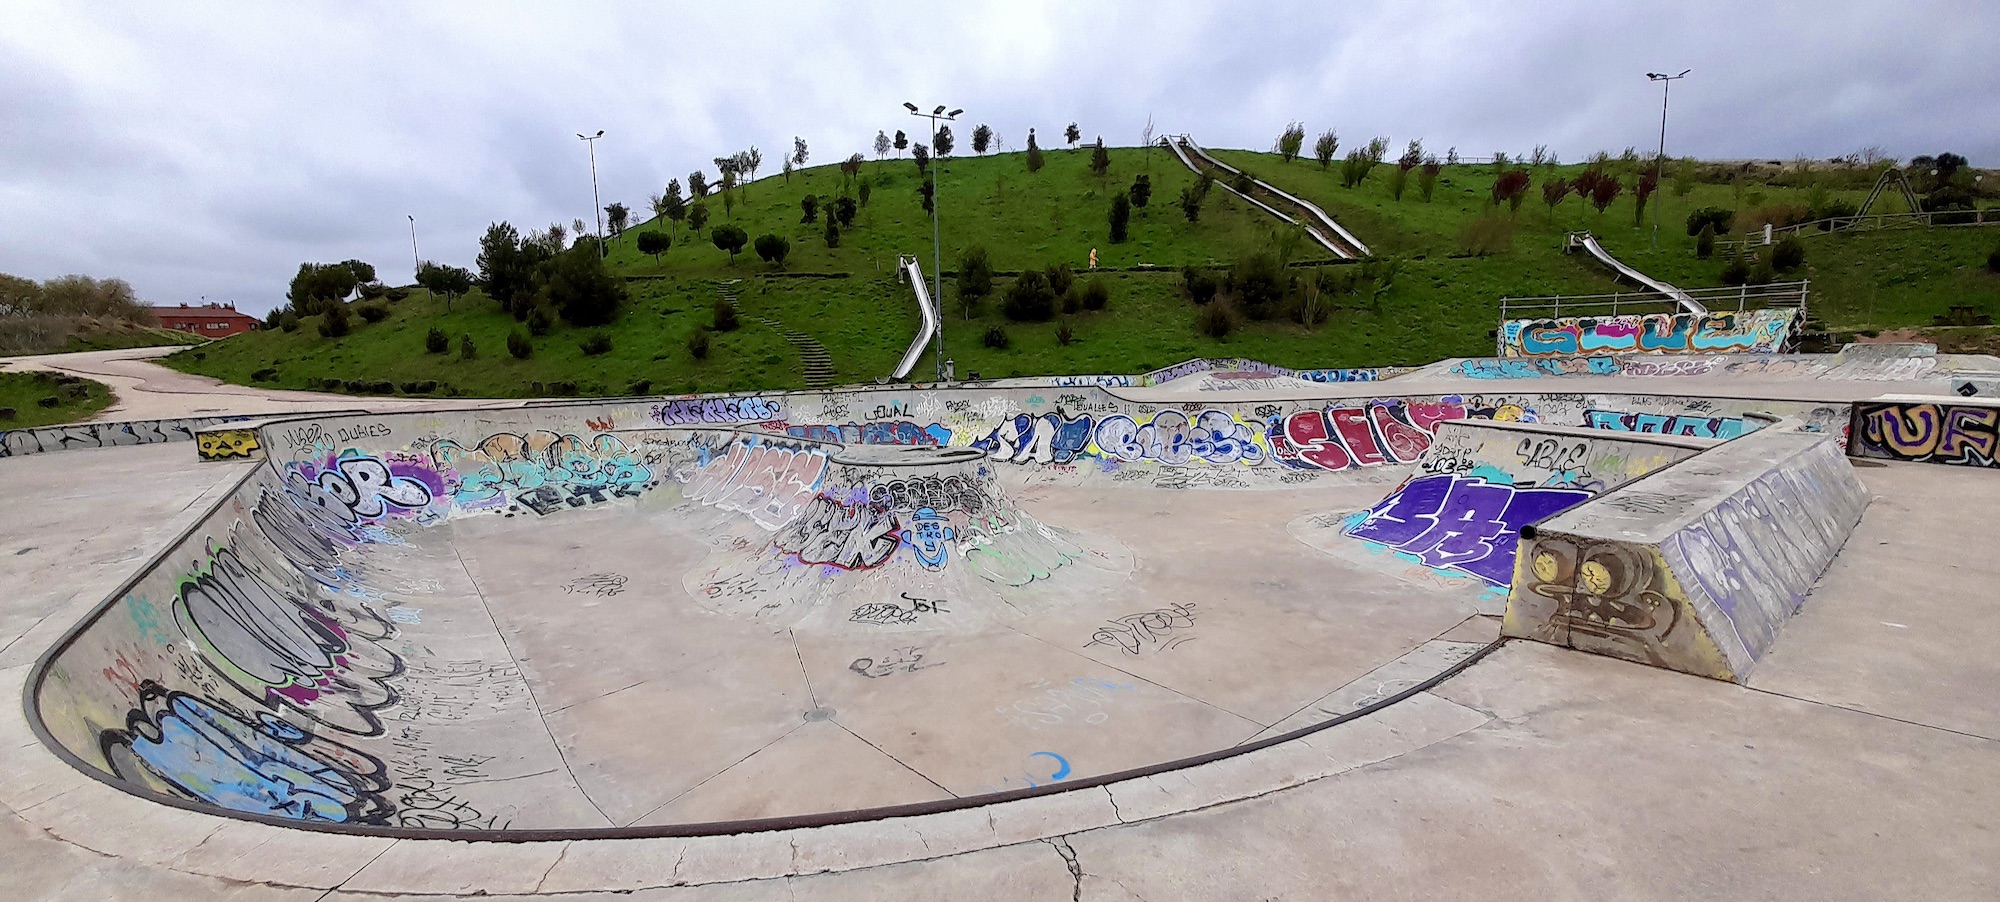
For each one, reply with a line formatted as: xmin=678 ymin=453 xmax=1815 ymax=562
xmin=716 ymin=280 xmax=836 ymax=390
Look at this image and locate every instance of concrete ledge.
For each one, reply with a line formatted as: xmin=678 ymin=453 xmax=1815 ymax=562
xmin=1504 ymin=428 xmax=1868 ymax=681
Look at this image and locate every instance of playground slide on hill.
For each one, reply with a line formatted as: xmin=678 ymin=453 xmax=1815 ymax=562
xmin=1568 ymin=231 xmax=1707 ymax=315
xmin=1165 ymin=135 xmax=1370 ymax=259
xmin=894 ymin=254 xmax=940 ymax=381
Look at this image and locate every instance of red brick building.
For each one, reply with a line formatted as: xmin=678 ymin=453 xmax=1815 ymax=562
xmin=150 ymin=302 xmax=261 ymax=337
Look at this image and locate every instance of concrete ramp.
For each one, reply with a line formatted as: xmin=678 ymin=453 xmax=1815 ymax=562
xmin=1504 ymin=428 xmax=1867 ymax=681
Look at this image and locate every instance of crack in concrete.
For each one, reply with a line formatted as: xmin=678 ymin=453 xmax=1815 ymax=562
xmin=1103 ymin=784 xmax=1126 ymax=822
xmin=1044 ymin=835 xmax=1084 ymax=902
xmin=533 ymin=841 xmax=572 ymax=893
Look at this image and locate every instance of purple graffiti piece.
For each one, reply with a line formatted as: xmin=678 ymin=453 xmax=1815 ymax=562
xmin=1346 ymin=474 xmax=1590 ymax=585
xmin=1346 ymin=474 xmax=1454 ymax=547
xmin=1398 ymin=479 xmax=1516 ymax=569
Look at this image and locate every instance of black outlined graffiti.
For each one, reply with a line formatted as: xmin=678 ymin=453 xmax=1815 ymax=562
xmin=1084 ymin=603 xmax=1198 ymax=656
xmin=776 ymin=495 xmax=900 ymax=570
xmin=562 ymin=573 xmax=628 ymax=596
xmin=849 ymin=646 xmax=944 ymax=678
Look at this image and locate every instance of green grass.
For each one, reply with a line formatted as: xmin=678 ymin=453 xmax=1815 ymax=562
xmin=0 ymin=371 xmax=115 ymax=428
xmin=166 ymin=147 xmax=2000 ymax=398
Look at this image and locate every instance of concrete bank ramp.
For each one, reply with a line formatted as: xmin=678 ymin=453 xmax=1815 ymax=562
xmin=1503 ymin=427 xmax=1868 ymax=681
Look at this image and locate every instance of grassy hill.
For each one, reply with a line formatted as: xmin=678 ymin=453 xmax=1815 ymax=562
xmin=0 ymin=371 xmax=114 ymax=428
xmin=167 ymin=145 xmax=2000 ymax=398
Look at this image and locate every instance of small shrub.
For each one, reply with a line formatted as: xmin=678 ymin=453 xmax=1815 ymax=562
xmin=412 ymin=380 xmax=437 ymax=393
xmin=317 ymin=303 xmax=351 ymax=338
xmin=1061 ymin=290 xmax=1080 ymax=315
xmin=579 ymin=333 xmax=613 ymax=356
xmin=627 ymin=379 xmax=652 ymax=395
xmin=1182 ymin=267 xmax=1219 ymax=305
xmin=399 ymin=381 xmax=422 ymax=393
xmin=37 ymin=395 xmax=60 ymax=408
xmin=386 ymin=287 xmax=411 ymax=302
xmin=1003 ymin=270 xmax=1057 ymax=322
xmin=712 ymin=300 xmax=739 ymax=331
xmin=250 ymin=367 xmax=278 ymax=382
xmin=1045 ymin=263 xmax=1075 ymax=297
xmin=1748 ymin=260 xmax=1776 ymax=286
xmin=527 ymin=304 xmax=555 ymax=336
xmin=1686 ymin=206 xmax=1735 ymax=236
xmin=687 ymin=328 xmax=711 ymax=359
xmin=981 ymin=325 xmax=1011 ymax=349
xmin=425 ymin=326 xmax=448 ymax=353
xmin=1720 ymin=256 xmax=1750 ymax=286
xmin=1057 ymin=321 xmax=1074 ymax=346
xmin=1772 ymin=235 xmax=1807 ymax=272
xmin=550 ymin=380 xmax=579 ymax=396
xmin=1696 ymin=223 xmax=1716 ymax=260
xmin=753 ymin=233 xmax=790 ymax=266
xmin=1082 ymin=278 xmax=1109 ymax=311
xmin=358 ymin=282 xmax=387 ymax=300
xmin=279 ymin=311 xmax=300 ymax=332
xmin=459 ymin=333 xmax=475 ymax=359
xmin=1196 ymin=304 xmax=1235 ymax=339
xmin=356 ymin=302 xmax=390 ymax=323
xmin=0 ymin=407 xmax=14 ymax=420
xmin=507 ymin=329 xmax=533 ymax=359
xmin=1986 ymin=243 xmax=2000 ymax=274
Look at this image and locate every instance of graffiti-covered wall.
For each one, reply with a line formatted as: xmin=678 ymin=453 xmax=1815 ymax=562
xmin=1850 ymin=397 xmax=2000 ymax=468
xmin=2 ymin=415 xmax=251 ymax=457
xmin=1498 ymin=308 xmax=1797 ymax=358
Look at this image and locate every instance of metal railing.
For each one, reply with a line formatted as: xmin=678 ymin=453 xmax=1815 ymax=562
xmin=1715 ymin=209 xmax=2000 ymax=254
xmin=1498 ymin=280 xmax=1809 ymax=323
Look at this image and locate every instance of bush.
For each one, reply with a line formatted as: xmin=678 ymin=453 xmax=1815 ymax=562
xmin=459 ymin=333 xmax=476 ymax=359
xmin=386 ymin=287 xmax=411 ymax=302
xmin=317 ymin=302 xmax=351 ymax=338
xmin=1696 ymin=223 xmax=1716 ymax=260
xmin=833 ymin=196 xmax=857 ymax=227
xmin=37 ymin=395 xmax=60 ymax=408
xmin=1108 ymin=193 xmax=1131 ymax=243
xmin=1720 ymin=256 xmax=1750 ymax=286
xmin=1739 ymin=203 xmax=1812 ymax=234
xmin=957 ymin=246 xmax=994 ymax=301
xmin=712 ymin=300 xmax=739 ymax=331
xmin=1197 ymin=304 xmax=1235 ymax=339
xmin=425 ymin=326 xmax=448 ymax=353
xmin=1046 ymin=263 xmax=1075 ymax=297
xmin=981 ymin=325 xmax=1011 ymax=349
xmin=823 ymin=216 xmax=840 ymax=248
xmin=1457 ymin=214 xmax=1515 ymax=257
xmin=687 ymin=328 xmax=710 ymax=359
xmin=1182 ymin=267 xmax=1219 ymax=305
xmin=627 ymin=379 xmax=652 ymax=395
xmin=507 ymin=329 xmax=532 ymax=359
xmin=1772 ymin=235 xmax=1807 ymax=272
xmin=527 ymin=304 xmax=555 ymax=336
xmin=1082 ymin=278 xmax=1109 ymax=311
xmin=579 ymin=333 xmax=613 ymax=356
xmin=1057 ymin=321 xmax=1074 ymax=346
xmin=356 ymin=302 xmax=390 ymax=323
xmin=546 ymin=245 xmax=626 ymax=326
xmin=1061 ymin=290 xmax=1080 ymax=315
xmin=1748 ymin=260 xmax=1776 ymax=286
xmin=279 ymin=311 xmax=300 ymax=332
xmin=1002 ymin=270 xmax=1057 ymax=322
xmin=0 ymin=407 xmax=14 ymax=420
xmin=1988 ymin=243 xmax=2000 ymax=274
xmin=358 ymin=282 xmax=387 ymax=300
xmin=250 ymin=367 xmax=277 ymax=382
xmin=1686 ymin=206 xmax=1735 ymax=236
xmin=753 ymin=233 xmax=790 ymax=266
xmin=1809 ymin=198 xmax=1859 ymax=225
xmin=1230 ymin=252 xmax=1285 ymax=320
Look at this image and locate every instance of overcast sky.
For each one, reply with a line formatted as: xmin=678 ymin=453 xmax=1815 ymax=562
xmin=3 ymin=1 xmax=1995 ymax=315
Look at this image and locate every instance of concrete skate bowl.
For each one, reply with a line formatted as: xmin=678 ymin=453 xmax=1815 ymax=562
xmin=22 ymin=383 xmax=1864 ymax=838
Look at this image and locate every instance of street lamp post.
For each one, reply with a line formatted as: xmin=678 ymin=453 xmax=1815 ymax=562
xmin=905 ymin=101 xmax=963 ymax=382
xmin=577 ymin=130 xmax=606 ymax=258
xmin=1646 ymin=69 xmax=1690 ymax=249
xmin=407 ymin=215 xmax=421 ymax=275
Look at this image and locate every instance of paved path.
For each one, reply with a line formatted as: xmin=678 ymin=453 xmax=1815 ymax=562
xmin=0 ymin=346 xmax=447 ymax=420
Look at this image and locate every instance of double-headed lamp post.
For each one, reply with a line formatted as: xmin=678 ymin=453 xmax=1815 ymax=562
xmin=905 ymin=101 xmax=962 ymax=382
xmin=577 ymin=130 xmax=606 ymax=258
xmin=1646 ymin=69 xmax=1690 ymax=249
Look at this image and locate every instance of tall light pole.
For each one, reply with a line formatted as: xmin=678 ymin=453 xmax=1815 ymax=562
xmin=407 ymin=214 xmax=421 ymax=276
xmin=577 ymin=130 xmax=605 ymax=258
xmin=905 ymin=102 xmax=962 ymax=382
xmin=1647 ymin=69 xmax=1690 ymax=249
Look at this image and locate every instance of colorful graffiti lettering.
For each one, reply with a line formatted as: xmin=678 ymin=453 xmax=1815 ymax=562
xmin=1093 ymin=410 xmax=1266 ymax=465
xmin=1346 ymin=473 xmax=1590 ymax=585
xmin=1583 ymin=409 xmax=1748 ymax=440
xmin=430 ymin=431 xmax=650 ymax=513
xmin=974 ymin=412 xmax=1095 ymax=464
xmin=900 ymin=508 xmax=955 ymax=570
xmin=775 ymin=496 xmax=901 ymax=570
xmin=288 ymin=453 xmax=433 ymax=526
xmin=1275 ymin=399 xmax=1471 ymax=470
xmin=1851 ymin=401 xmax=2000 ymax=468
xmin=1499 ymin=308 xmax=1796 ymax=358
xmin=682 ymin=440 xmax=829 ymax=529
xmin=646 ymin=396 xmax=781 ymax=426
xmin=784 ymin=421 xmax=952 ymax=446
xmin=1452 ymin=357 xmax=1621 ymax=379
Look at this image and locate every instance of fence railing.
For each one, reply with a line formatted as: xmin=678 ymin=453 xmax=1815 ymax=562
xmin=1498 ymin=280 xmax=1809 ymax=322
xmin=1715 ymin=209 xmax=2000 ymax=254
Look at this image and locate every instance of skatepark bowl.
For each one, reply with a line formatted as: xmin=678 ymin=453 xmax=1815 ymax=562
xmin=12 ymin=356 xmax=1988 ymax=844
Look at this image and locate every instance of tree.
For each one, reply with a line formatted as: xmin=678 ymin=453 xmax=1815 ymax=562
xmin=604 ymin=202 xmax=629 ymax=241
xmin=341 ymin=259 xmax=376 ymax=286
xmin=1590 ymin=172 xmax=1623 ymax=218
xmin=663 ymin=179 xmax=687 ymax=238
xmin=1634 ymin=171 xmax=1659 ymax=227
xmin=1140 ymin=114 xmax=1155 ymax=171
xmin=1418 ymin=159 xmax=1441 ymax=202
xmin=687 ymin=203 xmax=710 ymax=236
xmin=459 ymin=332 xmax=475 ymax=359
xmin=1090 ymin=138 xmax=1110 ymax=178
xmin=858 ymin=180 xmax=872 ymax=207
xmin=1541 ymin=178 xmax=1573 ymax=221
xmin=912 ymin=143 xmax=930 ymax=173
xmin=1064 ymin=122 xmax=1080 ymax=149
xmin=792 ymin=136 xmax=809 ymax=169
xmin=710 ymin=224 xmax=748 ymax=261
xmin=919 ymin=175 xmax=935 ymax=214
xmin=287 ymin=262 xmax=360 ymax=316
xmin=1109 ymin=193 xmax=1131 ymax=243
xmin=933 ymin=125 xmax=954 ymax=158
xmin=1492 ymin=169 xmax=1532 ymax=213
xmin=1129 ymin=174 xmax=1152 ymax=208
xmin=545 ymin=244 xmax=626 ymax=326
xmin=823 ymin=214 xmax=840 ymax=248
xmin=1026 ymin=128 xmax=1045 ymax=173
xmin=475 ymin=222 xmax=531 ymax=310
xmin=721 ymin=182 xmax=736 ymax=219
xmin=875 ymin=130 xmax=892 ymax=160
xmin=746 ymin=146 xmax=763 ymax=181
xmin=1313 ymin=129 xmax=1339 ymax=169
xmin=801 ymin=194 xmax=819 ymax=223
xmin=1180 ymin=175 xmax=1211 ymax=223
xmin=1275 ymin=121 xmax=1306 ymax=162
xmin=892 ymin=130 xmax=908 ymax=158
xmin=415 ymin=260 xmax=473 ymax=304
xmin=841 ymin=152 xmax=864 ymax=183
xmin=425 ymin=326 xmax=448 ymax=353
xmin=1003 ymin=270 xmax=1056 ymax=321
xmin=636 ymin=231 xmax=671 ymax=263
xmin=507 ymin=329 xmax=532 ymax=360
xmin=833 ymin=196 xmax=857 ymax=227
xmin=957 ymin=246 xmax=993 ymax=317
xmin=688 ymin=170 xmax=708 ymax=198
xmin=1389 ymin=166 xmax=1410 ymax=201
xmin=317 ymin=300 xmax=351 ymax=337
xmin=753 ymin=233 xmax=790 ymax=267
xmin=972 ymin=124 xmax=992 ymax=155
xmin=1232 ymin=252 xmax=1285 ymax=320
xmin=1696 ymin=223 xmax=1717 ymax=259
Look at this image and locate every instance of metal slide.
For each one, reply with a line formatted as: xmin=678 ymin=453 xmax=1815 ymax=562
xmin=1566 ymin=231 xmax=1707 ymax=315
xmin=893 ymin=254 xmax=940 ymax=381
xmin=1165 ymin=135 xmax=1370 ymax=258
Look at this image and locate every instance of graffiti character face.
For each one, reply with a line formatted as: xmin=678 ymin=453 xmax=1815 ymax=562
xmin=902 ymin=507 xmax=956 ymax=570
